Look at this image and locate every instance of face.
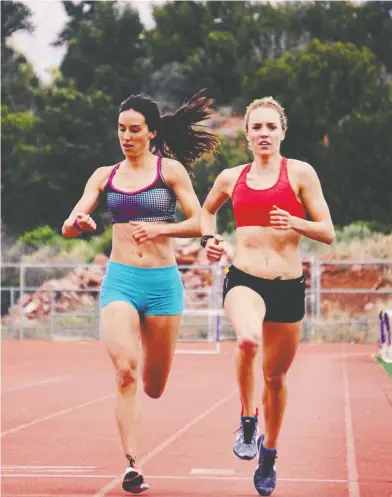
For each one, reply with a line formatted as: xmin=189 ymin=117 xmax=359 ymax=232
xmin=245 ymin=106 xmax=285 ymax=158
xmin=118 ymin=109 xmax=157 ymax=157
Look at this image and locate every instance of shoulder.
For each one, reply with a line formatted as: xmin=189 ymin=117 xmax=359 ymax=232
xmin=206 ymin=164 xmax=248 ymax=196
xmin=91 ymin=164 xmax=118 ymax=190
xmin=218 ymin=164 xmax=249 ymax=184
xmin=160 ymin=157 xmax=189 ymax=186
xmin=286 ymin=158 xmax=319 ymax=183
xmin=161 ymin=157 xmax=185 ymax=175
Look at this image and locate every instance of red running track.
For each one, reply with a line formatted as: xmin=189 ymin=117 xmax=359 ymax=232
xmin=1 ymin=341 xmax=391 ymax=497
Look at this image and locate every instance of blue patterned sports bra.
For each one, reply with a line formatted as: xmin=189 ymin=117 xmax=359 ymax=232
xmin=104 ymin=157 xmax=177 ymax=224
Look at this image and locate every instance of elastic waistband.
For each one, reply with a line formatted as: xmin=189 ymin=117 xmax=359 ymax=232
xmin=107 ymin=260 xmax=178 ymax=273
xmin=229 ymin=265 xmax=304 ymax=283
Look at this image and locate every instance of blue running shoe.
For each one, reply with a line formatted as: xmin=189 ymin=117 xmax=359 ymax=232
xmin=253 ymin=435 xmax=277 ymax=496
xmin=122 ymin=456 xmax=150 ymax=494
xmin=233 ymin=415 xmax=258 ymax=460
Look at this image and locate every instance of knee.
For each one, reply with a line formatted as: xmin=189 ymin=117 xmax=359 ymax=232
xmin=116 ymin=358 xmax=138 ymax=390
xmin=238 ymin=333 xmax=260 ymax=358
xmin=264 ymin=373 xmax=286 ymax=391
xmin=143 ymin=382 xmax=165 ymax=399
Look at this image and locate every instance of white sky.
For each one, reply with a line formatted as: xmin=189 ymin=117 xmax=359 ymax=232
xmin=10 ymin=0 xmax=166 ymax=83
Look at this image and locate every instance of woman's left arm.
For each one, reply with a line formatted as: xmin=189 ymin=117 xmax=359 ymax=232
xmin=159 ymin=159 xmax=202 ymax=238
xmin=292 ymin=162 xmax=335 ymax=244
xmin=270 ymin=162 xmax=335 ymax=245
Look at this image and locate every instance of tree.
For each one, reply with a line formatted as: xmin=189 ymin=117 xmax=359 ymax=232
xmin=250 ymin=39 xmax=389 ymax=161
xmin=2 ymin=78 xmax=119 ymax=235
xmin=1 ymin=0 xmax=33 ymax=42
xmin=299 ymin=1 xmax=392 ymax=72
xmin=55 ymin=1 xmax=149 ymax=103
xmin=315 ymin=105 xmax=392 ymax=227
xmin=1 ymin=105 xmax=43 ymax=233
xmin=1 ymin=1 xmax=39 ymax=111
xmin=147 ymin=1 xmax=309 ymax=105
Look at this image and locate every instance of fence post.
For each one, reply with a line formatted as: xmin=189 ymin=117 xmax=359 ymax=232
xmin=10 ymin=288 xmax=15 ymax=339
xmin=315 ymin=259 xmax=321 ymax=321
xmin=207 ymin=286 xmax=214 ymax=342
xmin=209 ymin=264 xmax=221 ymax=342
xmin=50 ymin=290 xmax=56 ymax=339
xmin=97 ymin=288 xmax=102 ymax=340
xmin=20 ymin=265 xmax=25 ymax=339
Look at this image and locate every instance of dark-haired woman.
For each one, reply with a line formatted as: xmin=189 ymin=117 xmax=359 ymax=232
xmin=62 ymin=92 xmax=218 ymax=494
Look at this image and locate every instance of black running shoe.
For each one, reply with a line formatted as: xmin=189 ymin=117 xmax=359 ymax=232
xmin=253 ymin=435 xmax=277 ymax=496
xmin=122 ymin=456 xmax=149 ymax=494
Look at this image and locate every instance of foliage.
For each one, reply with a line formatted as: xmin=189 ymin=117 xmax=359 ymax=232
xmin=2 ymin=0 xmax=392 ymax=237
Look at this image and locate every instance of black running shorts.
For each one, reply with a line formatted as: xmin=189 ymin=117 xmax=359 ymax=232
xmin=222 ymin=265 xmax=306 ymax=323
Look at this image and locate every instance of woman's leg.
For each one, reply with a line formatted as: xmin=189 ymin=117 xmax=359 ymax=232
xmin=224 ymin=286 xmax=266 ymax=418
xmin=140 ymin=314 xmax=182 ymax=399
xmin=101 ymin=301 xmax=142 ymax=459
xmin=261 ymin=321 xmax=302 ymax=450
xmin=224 ymin=286 xmax=266 ymax=460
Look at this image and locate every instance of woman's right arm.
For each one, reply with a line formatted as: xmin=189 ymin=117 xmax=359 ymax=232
xmin=62 ymin=168 xmax=108 ymax=238
xmin=200 ymin=169 xmax=231 ymax=261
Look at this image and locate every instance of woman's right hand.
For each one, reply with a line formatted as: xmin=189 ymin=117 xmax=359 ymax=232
xmin=74 ymin=213 xmax=97 ymax=232
xmin=206 ymin=235 xmax=224 ymax=262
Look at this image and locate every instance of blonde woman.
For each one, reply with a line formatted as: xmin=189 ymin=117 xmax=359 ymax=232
xmin=200 ymin=97 xmax=335 ymax=496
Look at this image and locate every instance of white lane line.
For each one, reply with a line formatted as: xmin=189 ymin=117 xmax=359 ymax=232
xmin=93 ymin=388 xmax=238 ymax=497
xmin=1 ymin=394 xmax=113 ymax=437
xmin=2 ymin=466 xmax=97 ymax=470
xmin=2 ymin=375 xmax=69 ymax=393
xmin=342 ymin=345 xmax=361 ymax=497
xmin=0 ymin=473 xmax=349 ymax=483
xmin=190 ymin=468 xmax=236 ymax=475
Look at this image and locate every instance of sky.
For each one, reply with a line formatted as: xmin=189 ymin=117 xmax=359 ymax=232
xmin=11 ymin=0 xmax=166 ymax=83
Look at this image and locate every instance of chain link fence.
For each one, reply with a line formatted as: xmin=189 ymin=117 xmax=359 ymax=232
xmin=2 ymin=260 xmax=392 ymax=343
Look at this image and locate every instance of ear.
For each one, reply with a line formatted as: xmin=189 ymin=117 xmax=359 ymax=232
xmin=149 ymin=130 xmax=157 ymax=140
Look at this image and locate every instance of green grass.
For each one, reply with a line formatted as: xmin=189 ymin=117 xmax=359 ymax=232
xmin=376 ymin=356 xmax=392 ymax=379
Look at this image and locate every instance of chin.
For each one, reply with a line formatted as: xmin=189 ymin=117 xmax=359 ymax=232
xmin=123 ymin=150 xmax=137 ymax=158
xmin=259 ymin=150 xmax=272 ymax=159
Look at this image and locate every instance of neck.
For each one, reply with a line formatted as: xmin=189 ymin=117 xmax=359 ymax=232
xmin=123 ymin=150 xmax=155 ymax=170
xmin=253 ymin=152 xmax=281 ymax=170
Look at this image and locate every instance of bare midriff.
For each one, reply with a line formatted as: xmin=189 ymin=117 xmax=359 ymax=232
xmin=233 ymin=226 xmax=303 ymax=279
xmin=110 ymin=222 xmax=176 ymax=267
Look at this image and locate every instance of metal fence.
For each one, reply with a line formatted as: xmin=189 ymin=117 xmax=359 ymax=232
xmin=1 ymin=259 xmax=392 ymax=342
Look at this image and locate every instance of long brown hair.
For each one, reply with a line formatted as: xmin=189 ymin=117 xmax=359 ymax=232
xmin=119 ymin=90 xmax=219 ymax=172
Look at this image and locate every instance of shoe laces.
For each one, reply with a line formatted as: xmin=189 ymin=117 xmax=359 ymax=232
xmin=126 ymin=454 xmax=136 ymax=467
xmin=234 ymin=417 xmax=257 ymax=444
xmin=261 ymin=451 xmax=277 ymax=476
xmin=243 ymin=418 xmax=257 ymax=443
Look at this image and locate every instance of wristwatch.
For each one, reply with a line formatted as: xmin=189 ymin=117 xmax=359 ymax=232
xmin=200 ymin=235 xmax=214 ymax=248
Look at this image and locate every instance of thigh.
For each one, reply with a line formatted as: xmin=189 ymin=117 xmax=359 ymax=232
xmin=140 ymin=314 xmax=182 ymax=383
xmin=101 ymin=301 xmax=141 ymax=369
xmin=224 ymin=286 xmax=266 ymax=342
xmin=262 ymin=321 xmax=302 ymax=376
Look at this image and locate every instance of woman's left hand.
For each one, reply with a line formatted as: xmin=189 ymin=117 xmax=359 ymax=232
xmin=129 ymin=222 xmax=163 ymax=244
xmin=269 ymin=205 xmax=295 ymax=230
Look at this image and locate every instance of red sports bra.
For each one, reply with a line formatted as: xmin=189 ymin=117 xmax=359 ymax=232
xmin=232 ymin=157 xmax=306 ymax=228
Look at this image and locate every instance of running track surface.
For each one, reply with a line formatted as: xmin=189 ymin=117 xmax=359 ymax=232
xmin=2 ymin=341 xmax=392 ymax=497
